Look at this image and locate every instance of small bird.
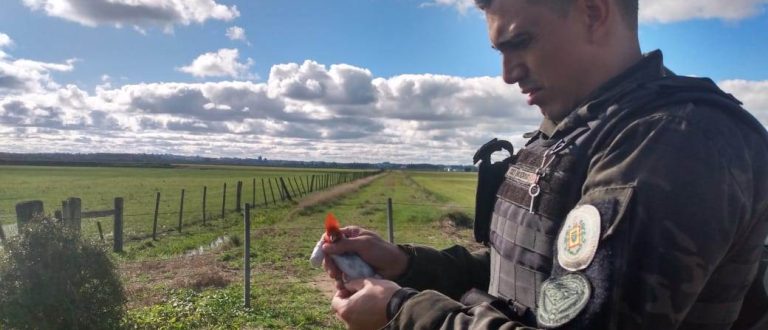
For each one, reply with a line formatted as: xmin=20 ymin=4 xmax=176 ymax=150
xmin=309 ymin=213 xmax=377 ymax=281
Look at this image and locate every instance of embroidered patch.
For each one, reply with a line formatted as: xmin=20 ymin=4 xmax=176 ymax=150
xmin=537 ymin=273 xmax=592 ymax=328
xmin=505 ymin=166 xmax=537 ymax=185
xmin=557 ymin=204 xmax=601 ymax=271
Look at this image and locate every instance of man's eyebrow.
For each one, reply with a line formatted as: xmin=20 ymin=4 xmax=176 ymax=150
xmin=492 ymin=32 xmax=531 ymax=51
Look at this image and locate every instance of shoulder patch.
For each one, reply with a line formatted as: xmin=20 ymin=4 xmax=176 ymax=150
xmin=557 ymin=204 xmax=601 ymax=271
xmin=537 ymin=273 xmax=592 ymax=328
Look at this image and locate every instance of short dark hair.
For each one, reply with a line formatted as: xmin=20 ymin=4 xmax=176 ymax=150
xmin=475 ymin=0 xmax=638 ymax=30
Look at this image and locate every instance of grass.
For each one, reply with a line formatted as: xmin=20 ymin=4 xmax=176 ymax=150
xmin=1 ymin=165 xmax=481 ymax=328
xmin=0 ymin=165 xmax=374 ymax=250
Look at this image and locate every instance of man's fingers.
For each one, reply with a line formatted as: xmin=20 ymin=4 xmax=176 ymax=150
xmin=321 ymin=235 xmax=370 ymax=255
xmin=343 ymin=278 xmax=367 ymax=293
xmin=322 ymin=256 xmax=342 ymax=280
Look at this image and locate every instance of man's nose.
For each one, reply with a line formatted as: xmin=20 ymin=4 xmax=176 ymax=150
xmin=502 ymin=54 xmax=526 ymax=85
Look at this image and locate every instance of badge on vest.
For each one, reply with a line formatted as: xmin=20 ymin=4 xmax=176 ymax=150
xmin=536 ymin=273 xmax=592 ymax=328
xmin=557 ymin=204 xmax=601 ymax=272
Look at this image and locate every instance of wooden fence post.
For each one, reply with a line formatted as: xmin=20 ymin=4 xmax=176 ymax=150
xmin=114 ymin=197 xmax=124 ymax=253
xmin=97 ymin=221 xmax=105 ymax=242
xmin=152 ymin=192 xmax=160 ymax=240
xmin=261 ymin=178 xmax=268 ymax=207
xmin=299 ymin=176 xmax=308 ymax=195
xmin=178 ymin=189 xmax=185 ymax=233
xmin=387 ymin=198 xmax=394 ymax=244
xmin=279 ymin=177 xmax=293 ymax=201
xmin=15 ymin=200 xmax=44 ymax=229
xmin=268 ymin=178 xmax=277 ymax=205
xmin=67 ymin=197 xmax=82 ymax=234
xmin=310 ymin=175 xmax=315 ymax=192
xmin=292 ymin=177 xmax=303 ymax=197
xmin=243 ymin=203 xmax=251 ymax=308
xmin=222 ymin=183 xmax=227 ymax=218
xmin=202 ymin=186 xmax=207 ymax=225
xmin=236 ymin=181 xmax=243 ymax=213
xmin=276 ymin=178 xmax=285 ymax=201
xmin=287 ymin=177 xmax=298 ymax=197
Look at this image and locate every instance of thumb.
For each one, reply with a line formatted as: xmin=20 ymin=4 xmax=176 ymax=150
xmin=343 ymin=278 xmax=368 ymax=293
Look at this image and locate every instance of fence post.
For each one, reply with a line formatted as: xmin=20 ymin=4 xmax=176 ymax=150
xmin=222 ymin=183 xmax=227 ymax=218
xmin=279 ymin=177 xmax=293 ymax=201
xmin=310 ymin=175 xmax=315 ymax=192
xmin=275 ymin=178 xmax=285 ymax=201
xmin=236 ymin=181 xmax=243 ymax=213
xmin=97 ymin=221 xmax=105 ymax=242
xmin=261 ymin=178 xmax=268 ymax=207
xmin=387 ymin=198 xmax=394 ymax=244
xmin=252 ymin=178 xmax=256 ymax=206
xmin=62 ymin=199 xmax=69 ymax=225
xmin=287 ymin=177 xmax=298 ymax=197
xmin=302 ymin=176 xmax=309 ymax=193
xmin=152 ymin=192 xmax=160 ymax=240
xmin=67 ymin=197 xmax=82 ymax=234
xmin=0 ymin=211 xmax=5 ymax=241
xmin=243 ymin=203 xmax=251 ymax=308
xmin=290 ymin=177 xmax=304 ymax=197
xmin=178 ymin=189 xmax=185 ymax=233
xmin=114 ymin=197 xmax=124 ymax=253
xmin=268 ymin=179 xmax=277 ymax=205
xmin=202 ymin=186 xmax=207 ymax=225
xmin=15 ymin=200 xmax=44 ymax=229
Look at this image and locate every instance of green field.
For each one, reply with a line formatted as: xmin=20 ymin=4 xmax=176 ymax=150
xmin=0 ymin=165 xmax=368 ymax=243
xmin=0 ymin=165 xmax=480 ymax=328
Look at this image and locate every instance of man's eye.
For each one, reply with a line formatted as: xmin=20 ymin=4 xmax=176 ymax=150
xmin=496 ymin=35 xmax=532 ymax=53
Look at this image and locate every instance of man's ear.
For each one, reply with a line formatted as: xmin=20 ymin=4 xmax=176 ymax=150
xmin=578 ymin=0 xmax=611 ymax=41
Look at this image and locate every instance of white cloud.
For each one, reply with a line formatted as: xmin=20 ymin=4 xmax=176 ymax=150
xmin=421 ymin=0 xmax=477 ymax=14
xmin=226 ymin=26 xmax=247 ymax=42
xmin=427 ymin=0 xmax=768 ymax=23
xmin=0 ymin=55 xmax=76 ymax=93
xmin=178 ymin=49 xmax=255 ymax=79
xmin=0 ymin=33 xmax=12 ymax=48
xmin=4 ymin=49 xmax=767 ymax=164
xmin=640 ymin=0 xmax=768 ymax=23
xmin=720 ymin=79 xmax=768 ymax=123
xmin=22 ymin=0 xmax=239 ymax=31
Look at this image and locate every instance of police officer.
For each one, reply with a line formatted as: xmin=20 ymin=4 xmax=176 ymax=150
xmin=323 ymin=0 xmax=768 ymax=329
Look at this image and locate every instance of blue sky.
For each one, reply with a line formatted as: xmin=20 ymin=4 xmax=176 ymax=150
xmin=1 ymin=0 xmax=767 ymax=164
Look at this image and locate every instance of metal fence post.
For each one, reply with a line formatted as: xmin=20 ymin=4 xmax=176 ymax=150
xmin=114 ymin=198 xmax=124 ymax=253
xmin=178 ymin=189 xmax=185 ymax=232
xmin=243 ymin=203 xmax=251 ymax=308
xmin=222 ymin=183 xmax=227 ymax=218
xmin=202 ymin=186 xmax=207 ymax=225
xmin=152 ymin=192 xmax=160 ymax=240
xmin=387 ymin=198 xmax=394 ymax=243
xmin=236 ymin=181 xmax=243 ymax=213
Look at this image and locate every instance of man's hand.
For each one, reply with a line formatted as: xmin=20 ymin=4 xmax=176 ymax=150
xmin=331 ymin=278 xmax=400 ymax=330
xmin=321 ymin=226 xmax=409 ymax=286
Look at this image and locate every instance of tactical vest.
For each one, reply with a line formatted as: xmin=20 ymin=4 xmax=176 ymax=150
xmin=480 ymin=75 xmax=768 ymax=324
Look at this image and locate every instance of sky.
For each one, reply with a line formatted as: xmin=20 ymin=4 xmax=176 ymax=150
xmin=0 ymin=0 xmax=767 ymax=165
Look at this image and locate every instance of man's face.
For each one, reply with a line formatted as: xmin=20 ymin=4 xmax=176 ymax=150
xmin=486 ymin=0 xmax=595 ymax=122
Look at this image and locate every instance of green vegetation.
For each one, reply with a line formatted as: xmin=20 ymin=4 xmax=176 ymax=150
xmin=0 ymin=166 xmax=480 ymax=328
xmin=0 ymin=217 xmax=125 ymax=329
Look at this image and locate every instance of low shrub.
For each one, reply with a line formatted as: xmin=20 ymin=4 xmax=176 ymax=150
xmin=0 ymin=217 xmax=126 ymax=329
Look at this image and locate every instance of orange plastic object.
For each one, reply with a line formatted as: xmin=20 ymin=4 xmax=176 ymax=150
xmin=325 ymin=212 xmax=343 ymax=243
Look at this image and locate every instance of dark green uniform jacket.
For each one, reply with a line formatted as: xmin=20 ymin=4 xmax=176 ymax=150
xmin=385 ymin=51 xmax=768 ymax=329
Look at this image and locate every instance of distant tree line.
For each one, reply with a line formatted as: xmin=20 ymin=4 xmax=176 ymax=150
xmin=0 ymin=153 xmax=476 ymax=172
